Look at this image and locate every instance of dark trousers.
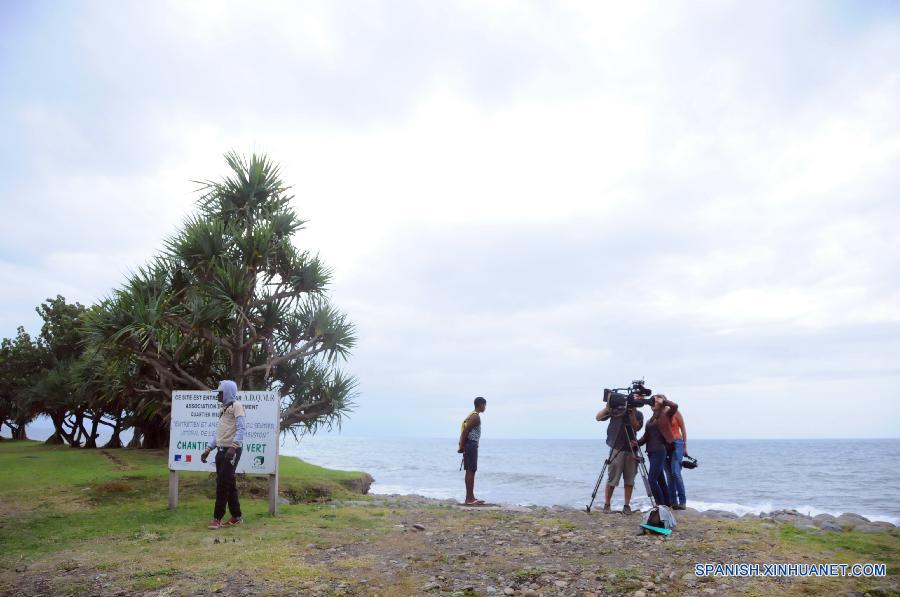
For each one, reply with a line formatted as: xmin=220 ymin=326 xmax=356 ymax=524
xmin=214 ymin=447 xmax=242 ymax=520
xmin=647 ymin=449 xmax=671 ymax=507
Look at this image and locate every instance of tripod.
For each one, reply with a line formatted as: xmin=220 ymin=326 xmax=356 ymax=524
xmin=586 ymin=410 xmax=655 ymax=513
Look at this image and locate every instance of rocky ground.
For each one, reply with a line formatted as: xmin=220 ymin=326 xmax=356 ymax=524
xmin=6 ymin=495 xmax=897 ymax=596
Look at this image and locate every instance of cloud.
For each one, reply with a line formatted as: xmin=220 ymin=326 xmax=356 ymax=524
xmin=1 ymin=0 xmax=898 ymax=438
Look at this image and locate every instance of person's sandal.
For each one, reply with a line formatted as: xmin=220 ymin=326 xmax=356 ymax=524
xmin=622 ymin=504 xmax=632 ymax=515
xmin=602 ymin=503 xmax=611 ymax=513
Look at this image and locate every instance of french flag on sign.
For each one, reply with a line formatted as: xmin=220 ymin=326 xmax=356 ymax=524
xmin=174 ymin=454 xmax=182 ymax=462
xmin=185 ymin=454 xmax=192 ymax=463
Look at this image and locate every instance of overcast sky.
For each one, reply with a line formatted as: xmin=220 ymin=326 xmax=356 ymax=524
xmin=2 ymin=1 xmax=899 ymax=440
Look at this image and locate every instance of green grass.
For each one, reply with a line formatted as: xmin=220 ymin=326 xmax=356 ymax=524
xmin=0 ymin=440 xmax=375 ymax=559
xmin=780 ymin=525 xmax=900 ymax=575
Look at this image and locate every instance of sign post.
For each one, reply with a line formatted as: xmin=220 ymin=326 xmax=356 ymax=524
xmin=168 ymin=390 xmax=280 ymax=514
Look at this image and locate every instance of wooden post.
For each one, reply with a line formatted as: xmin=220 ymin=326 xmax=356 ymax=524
xmin=168 ymin=470 xmax=179 ymax=509
xmin=268 ymin=473 xmax=278 ymax=515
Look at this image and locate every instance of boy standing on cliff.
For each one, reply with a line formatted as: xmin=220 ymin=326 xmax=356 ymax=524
xmin=201 ymin=380 xmax=246 ymax=529
xmin=458 ymin=396 xmax=487 ymax=505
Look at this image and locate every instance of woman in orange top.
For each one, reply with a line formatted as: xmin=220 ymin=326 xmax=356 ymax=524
xmin=667 ymin=409 xmax=687 ymax=509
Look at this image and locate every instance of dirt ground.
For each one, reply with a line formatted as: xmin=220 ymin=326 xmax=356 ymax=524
xmin=4 ymin=495 xmax=898 ymax=596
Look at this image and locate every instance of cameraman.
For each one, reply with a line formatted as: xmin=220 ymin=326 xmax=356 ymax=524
xmin=595 ymin=401 xmax=644 ymax=514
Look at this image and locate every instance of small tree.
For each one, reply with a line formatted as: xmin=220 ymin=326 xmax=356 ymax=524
xmin=85 ymin=152 xmax=357 ymax=446
xmin=0 ymin=328 xmax=50 ymax=439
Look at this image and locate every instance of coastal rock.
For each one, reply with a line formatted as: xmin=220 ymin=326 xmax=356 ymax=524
xmin=836 ymin=513 xmax=870 ymax=530
xmin=820 ymin=522 xmax=843 ymax=532
xmin=812 ymin=513 xmax=837 ymax=527
xmin=702 ymin=510 xmax=738 ymax=520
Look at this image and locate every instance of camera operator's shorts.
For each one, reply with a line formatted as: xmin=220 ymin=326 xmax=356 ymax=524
xmin=463 ymin=440 xmax=478 ymax=472
xmin=607 ymin=450 xmax=638 ymax=487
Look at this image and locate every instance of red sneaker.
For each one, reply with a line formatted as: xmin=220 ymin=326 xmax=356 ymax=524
xmin=208 ymin=519 xmax=222 ymax=530
xmin=222 ymin=517 xmax=243 ymax=527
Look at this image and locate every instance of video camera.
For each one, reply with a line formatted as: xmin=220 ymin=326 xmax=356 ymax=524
xmin=603 ymin=379 xmax=654 ymax=410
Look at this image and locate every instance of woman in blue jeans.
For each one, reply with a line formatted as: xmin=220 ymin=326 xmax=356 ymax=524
xmin=636 ymin=395 xmax=679 ymax=507
xmin=667 ymin=409 xmax=687 ymax=509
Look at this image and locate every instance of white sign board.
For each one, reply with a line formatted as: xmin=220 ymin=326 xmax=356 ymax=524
xmin=168 ymin=390 xmax=279 ymax=475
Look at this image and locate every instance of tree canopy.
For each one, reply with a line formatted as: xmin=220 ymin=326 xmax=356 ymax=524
xmin=2 ymin=152 xmax=357 ymax=448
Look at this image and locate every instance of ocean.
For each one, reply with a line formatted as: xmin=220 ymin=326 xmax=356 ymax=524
xmin=13 ymin=423 xmax=899 ymax=524
xmin=281 ymin=436 xmax=900 ymax=525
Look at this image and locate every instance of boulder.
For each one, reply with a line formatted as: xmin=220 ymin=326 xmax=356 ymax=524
xmin=703 ymin=510 xmax=738 ymax=520
xmin=836 ymin=513 xmax=870 ymax=530
xmin=812 ymin=513 xmax=836 ymax=527
xmin=820 ymin=522 xmax=843 ymax=532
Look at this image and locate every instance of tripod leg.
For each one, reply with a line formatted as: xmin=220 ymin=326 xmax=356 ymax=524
xmin=624 ymin=415 xmax=656 ymax=509
xmin=636 ymin=455 xmax=656 ymax=508
xmin=586 ymin=458 xmax=611 ymax=513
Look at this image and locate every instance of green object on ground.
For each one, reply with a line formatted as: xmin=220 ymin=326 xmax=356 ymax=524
xmin=640 ymin=523 xmax=672 ymax=535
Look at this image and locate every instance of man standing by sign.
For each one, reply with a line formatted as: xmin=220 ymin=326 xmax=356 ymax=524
xmin=201 ymin=380 xmax=245 ymax=529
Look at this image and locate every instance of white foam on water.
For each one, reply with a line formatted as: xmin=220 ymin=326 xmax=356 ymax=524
xmin=686 ymin=500 xmax=899 ymax=525
xmin=369 ymin=483 xmax=456 ymax=501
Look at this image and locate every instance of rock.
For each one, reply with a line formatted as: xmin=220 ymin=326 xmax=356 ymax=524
xmin=791 ymin=520 xmax=819 ymax=530
xmin=812 ymin=513 xmax=837 ymax=527
xmin=523 ymin=591 xmax=539 ymax=597
xmin=703 ymin=510 xmax=738 ymax=520
xmin=504 ymin=588 xmax=516 ymax=596
xmin=554 ymin=580 xmax=568 ymax=588
xmin=854 ymin=524 xmax=884 ymax=534
xmin=633 ymin=591 xmax=646 ymax=597
xmin=422 ymin=582 xmax=440 ymax=592
xmin=872 ymin=521 xmax=897 ymax=529
xmin=836 ymin=513 xmax=870 ymax=530
xmin=820 ymin=522 xmax=843 ymax=532
xmin=682 ymin=573 xmax=696 ymax=581
xmin=412 ymin=524 xmax=426 ymax=531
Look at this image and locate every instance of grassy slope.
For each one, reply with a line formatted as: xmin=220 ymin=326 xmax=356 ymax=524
xmin=1 ymin=440 xmax=385 ymax=594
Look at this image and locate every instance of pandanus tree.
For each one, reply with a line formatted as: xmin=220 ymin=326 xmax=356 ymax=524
xmin=84 ymin=152 xmax=357 ymax=446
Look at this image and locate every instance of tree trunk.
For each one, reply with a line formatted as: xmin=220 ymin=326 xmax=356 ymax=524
xmin=102 ymin=415 xmax=123 ymax=449
xmin=12 ymin=425 xmax=28 ymax=440
xmin=127 ymin=429 xmax=143 ymax=449
xmin=84 ymin=414 xmax=103 ymax=449
xmin=46 ymin=413 xmax=67 ymax=445
xmin=44 ymin=431 xmax=65 ymax=445
xmin=140 ymin=420 xmax=168 ymax=449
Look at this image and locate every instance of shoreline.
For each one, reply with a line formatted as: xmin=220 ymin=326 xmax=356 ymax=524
xmin=364 ymin=492 xmax=900 ymax=532
xmin=364 ymin=483 xmax=900 ymax=527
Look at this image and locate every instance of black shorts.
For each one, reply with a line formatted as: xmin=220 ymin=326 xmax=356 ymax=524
xmin=463 ymin=440 xmax=478 ymax=472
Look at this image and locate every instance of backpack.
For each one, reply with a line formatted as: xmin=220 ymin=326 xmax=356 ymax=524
xmin=641 ymin=505 xmax=677 ymax=535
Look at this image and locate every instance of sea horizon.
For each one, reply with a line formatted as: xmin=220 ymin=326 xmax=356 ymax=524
xmin=10 ymin=426 xmax=900 ymax=525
